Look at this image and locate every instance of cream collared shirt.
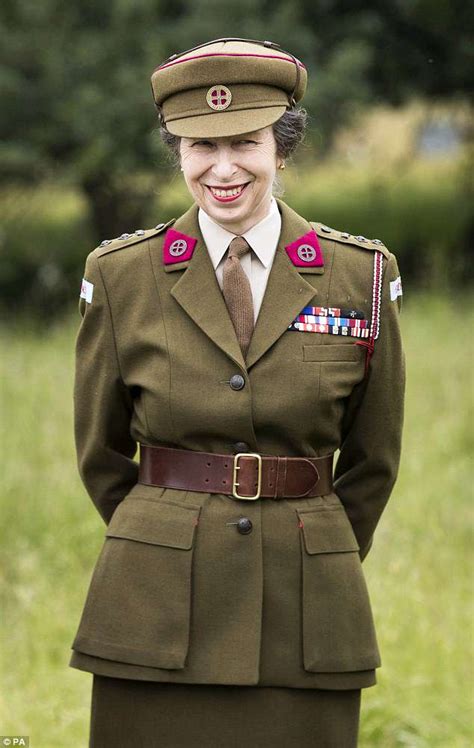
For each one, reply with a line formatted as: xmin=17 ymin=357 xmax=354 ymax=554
xmin=198 ymin=197 xmax=282 ymax=323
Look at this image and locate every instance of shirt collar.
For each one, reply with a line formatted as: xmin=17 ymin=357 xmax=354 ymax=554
xmin=198 ymin=196 xmax=281 ymax=269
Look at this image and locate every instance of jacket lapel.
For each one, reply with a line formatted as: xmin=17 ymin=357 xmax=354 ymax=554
xmin=169 ymin=198 xmax=325 ymax=371
xmin=169 ymin=203 xmax=247 ymax=370
xmin=245 ymin=198 xmax=324 ymax=369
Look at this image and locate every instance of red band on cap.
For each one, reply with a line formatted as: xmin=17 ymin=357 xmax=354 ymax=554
xmin=155 ymin=52 xmax=306 ymax=73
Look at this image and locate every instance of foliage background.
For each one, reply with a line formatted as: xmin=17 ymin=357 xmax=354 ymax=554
xmin=1 ymin=0 xmax=473 ymax=318
xmin=0 ymin=1 xmax=473 ymax=745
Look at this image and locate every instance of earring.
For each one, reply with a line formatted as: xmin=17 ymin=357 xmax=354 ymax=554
xmin=278 ymin=162 xmax=286 ymax=170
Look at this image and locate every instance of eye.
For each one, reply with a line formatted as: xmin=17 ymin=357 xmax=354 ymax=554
xmin=192 ymin=140 xmax=214 ymax=147
xmin=236 ymin=139 xmax=258 ymax=145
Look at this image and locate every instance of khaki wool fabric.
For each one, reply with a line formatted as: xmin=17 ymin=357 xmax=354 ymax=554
xmin=69 ymin=197 xmax=406 ymax=693
xmin=89 ymin=675 xmax=361 ymax=747
xmin=222 ymin=236 xmax=255 ymax=359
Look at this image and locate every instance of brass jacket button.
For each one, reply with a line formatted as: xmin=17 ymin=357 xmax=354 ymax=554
xmin=232 ymin=441 xmax=250 ymax=453
xmin=229 ymin=374 xmax=245 ymax=390
xmin=237 ymin=517 xmax=253 ymax=535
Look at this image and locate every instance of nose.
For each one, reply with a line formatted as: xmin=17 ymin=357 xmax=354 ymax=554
xmin=210 ymin=147 xmax=238 ymax=182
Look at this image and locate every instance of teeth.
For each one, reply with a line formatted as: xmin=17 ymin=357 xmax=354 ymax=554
xmin=210 ymin=185 xmax=245 ymax=198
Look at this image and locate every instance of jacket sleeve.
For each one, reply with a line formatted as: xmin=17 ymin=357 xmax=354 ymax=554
xmin=74 ymin=250 xmax=138 ymax=525
xmin=333 ymin=251 xmax=406 ymax=562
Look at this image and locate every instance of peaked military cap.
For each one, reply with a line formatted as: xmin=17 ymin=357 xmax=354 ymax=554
xmin=150 ymin=37 xmax=307 ymax=138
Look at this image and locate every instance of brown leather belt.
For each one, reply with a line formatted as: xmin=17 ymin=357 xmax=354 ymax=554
xmin=138 ymin=444 xmax=334 ymax=500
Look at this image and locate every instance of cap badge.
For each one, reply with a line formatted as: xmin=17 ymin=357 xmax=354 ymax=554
xmin=206 ymin=85 xmax=232 ymax=111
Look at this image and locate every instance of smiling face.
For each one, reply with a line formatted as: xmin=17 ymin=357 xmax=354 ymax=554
xmin=179 ymin=126 xmax=282 ymax=235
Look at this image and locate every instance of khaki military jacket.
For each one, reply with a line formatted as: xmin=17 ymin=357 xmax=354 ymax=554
xmin=69 ymin=197 xmax=405 ymax=690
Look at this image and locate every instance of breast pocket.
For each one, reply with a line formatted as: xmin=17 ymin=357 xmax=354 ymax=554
xmin=72 ymin=498 xmax=201 ymax=669
xmin=296 ymin=502 xmax=381 ymax=672
xmin=303 ymin=342 xmax=366 ymax=400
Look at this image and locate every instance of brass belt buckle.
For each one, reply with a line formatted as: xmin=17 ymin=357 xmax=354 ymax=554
xmin=232 ymin=453 xmax=262 ymax=500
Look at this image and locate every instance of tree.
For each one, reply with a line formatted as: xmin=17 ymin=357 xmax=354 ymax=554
xmin=0 ymin=0 xmax=172 ymax=239
xmin=0 ymin=0 xmax=472 ymax=242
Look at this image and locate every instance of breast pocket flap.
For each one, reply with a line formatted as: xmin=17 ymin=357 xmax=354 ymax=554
xmin=297 ymin=507 xmax=360 ymax=554
xmin=105 ymin=499 xmax=200 ymax=549
xmin=303 ymin=343 xmax=362 ymax=362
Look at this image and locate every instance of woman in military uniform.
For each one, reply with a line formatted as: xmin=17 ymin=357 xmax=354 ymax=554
xmin=71 ymin=38 xmax=405 ymax=747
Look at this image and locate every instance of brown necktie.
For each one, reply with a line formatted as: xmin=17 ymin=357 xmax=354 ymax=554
xmin=222 ymin=236 xmax=255 ymax=358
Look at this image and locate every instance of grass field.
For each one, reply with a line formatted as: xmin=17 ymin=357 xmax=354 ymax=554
xmin=1 ymin=292 xmax=473 ymax=747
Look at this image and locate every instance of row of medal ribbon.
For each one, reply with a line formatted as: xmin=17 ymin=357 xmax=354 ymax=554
xmin=287 ymin=306 xmax=370 ymax=338
xmin=297 ymin=306 xmax=366 ymax=320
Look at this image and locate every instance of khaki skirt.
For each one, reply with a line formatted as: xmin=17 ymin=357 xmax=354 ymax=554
xmin=89 ymin=675 xmax=361 ymax=748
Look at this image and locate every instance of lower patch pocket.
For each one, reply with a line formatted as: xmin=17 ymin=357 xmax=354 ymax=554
xmin=72 ymin=498 xmax=200 ymax=669
xmin=297 ymin=505 xmax=381 ymax=672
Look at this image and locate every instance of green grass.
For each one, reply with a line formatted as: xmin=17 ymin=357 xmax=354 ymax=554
xmin=0 ymin=293 xmax=472 ymax=747
xmin=360 ymin=292 xmax=474 ymax=747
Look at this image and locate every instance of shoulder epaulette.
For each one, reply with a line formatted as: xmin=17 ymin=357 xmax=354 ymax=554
xmin=310 ymin=222 xmax=390 ymax=259
xmin=95 ymin=218 xmax=176 ymax=257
